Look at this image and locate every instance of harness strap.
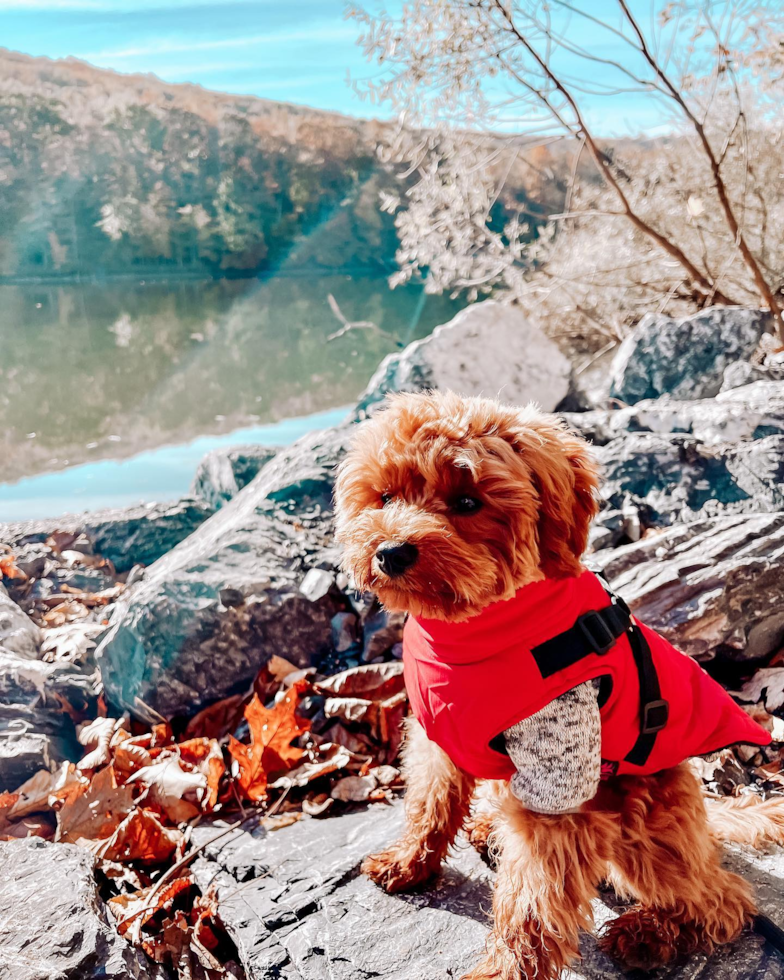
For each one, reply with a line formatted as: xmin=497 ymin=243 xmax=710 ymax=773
xmin=623 ymin=623 xmax=669 ymax=766
xmin=530 ymin=595 xmax=632 ymax=679
xmin=530 ymin=587 xmax=669 ymax=769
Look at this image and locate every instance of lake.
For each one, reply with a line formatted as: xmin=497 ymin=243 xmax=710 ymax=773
xmin=0 ymin=276 xmax=462 ymax=521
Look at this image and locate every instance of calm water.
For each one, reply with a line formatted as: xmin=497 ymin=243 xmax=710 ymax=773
xmin=0 ymin=276 xmax=462 ymax=520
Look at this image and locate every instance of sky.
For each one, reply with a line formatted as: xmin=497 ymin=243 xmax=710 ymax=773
xmin=0 ymin=0 xmax=752 ymax=136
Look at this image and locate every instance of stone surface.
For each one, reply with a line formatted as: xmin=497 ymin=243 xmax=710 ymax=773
xmin=191 ymin=803 xmax=491 ymax=980
xmin=355 ymin=301 xmax=572 ymax=417
xmin=596 ymin=432 xmax=783 ymax=527
xmin=96 ymin=426 xmax=353 ymax=719
xmin=0 ymin=497 xmax=215 ymax=574
xmin=563 ymin=380 xmax=784 ymax=449
xmin=0 ymin=837 xmax=164 ymax=979
xmin=0 ymin=584 xmax=41 ymax=660
xmin=609 ymin=307 xmax=768 ymax=404
xmin=191 ymin=801 xmax=784 ymax=980
xmin=192 ymin=444 xmax=278 ymax=510
xmin=593 ymin=512 xmax=784 ymax=662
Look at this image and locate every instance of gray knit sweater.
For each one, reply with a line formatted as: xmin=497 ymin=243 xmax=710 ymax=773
xmin=503 ymin=679 xmax=602 ymax=813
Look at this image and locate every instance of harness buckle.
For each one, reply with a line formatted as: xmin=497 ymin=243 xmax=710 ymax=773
xmin=641 ymin=699 xmax=669 ymax=734
xmin=577 ymin=610 xmax=617 ymax=656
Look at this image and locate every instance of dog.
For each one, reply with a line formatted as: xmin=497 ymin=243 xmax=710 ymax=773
xmin=334 ymin=389 xmax=784 ymax=980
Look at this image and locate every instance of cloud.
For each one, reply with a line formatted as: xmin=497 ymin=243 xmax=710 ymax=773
xmin=82 ymin=24 xmax=356 ymax=61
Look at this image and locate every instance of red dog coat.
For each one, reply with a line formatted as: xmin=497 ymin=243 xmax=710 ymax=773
xmin=403 ymin=569 xmax=770 ymax=780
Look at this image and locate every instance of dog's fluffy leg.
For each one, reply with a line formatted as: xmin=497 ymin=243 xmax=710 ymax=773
xmin=362 ymin=717 xmax=475 ymax=893
xmin=600 ymin=765 xmax=756 ymax=970
xmin=705 ymin=792 xmax=784 ymax=848
xmin=464 ymin=788 xmax=618 ymax=980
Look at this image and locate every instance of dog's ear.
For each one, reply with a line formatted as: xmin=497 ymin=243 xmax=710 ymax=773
xmin=507 ymin=413 xmax=600 ymax=578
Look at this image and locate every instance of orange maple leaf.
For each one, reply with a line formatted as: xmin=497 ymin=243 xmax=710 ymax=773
xmin=228 ymin=680 xmax=310 ymax=802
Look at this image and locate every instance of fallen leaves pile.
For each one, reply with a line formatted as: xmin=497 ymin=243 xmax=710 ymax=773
xmin=0 ymin=587 xmax=407 ymax=980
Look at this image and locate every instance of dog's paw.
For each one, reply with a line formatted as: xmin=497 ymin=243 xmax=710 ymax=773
xmin=361 ymin=848 xmax=437 ymax=894
xmin=598 ymin=907 xmax=686 ymax=970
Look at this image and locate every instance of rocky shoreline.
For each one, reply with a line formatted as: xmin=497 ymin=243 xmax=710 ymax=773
xmin=1 ymin=301 xmax=784 ymax=979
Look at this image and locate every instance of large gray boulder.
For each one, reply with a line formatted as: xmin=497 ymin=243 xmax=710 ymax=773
xmin=0 ymin=496 xmax=215 ymax=574
xmin=593 ymin=512 xmax=784 ymax=662
xmin=96 ymin=427 xmax=353 ymax=720
xmin=609 ymin=307 xmax=768 ymax=404
xmin=0 ymin=837 xmax=164 ymax=979
xmin=191 ymin=802 xmax=784 ymax=980
xmin=192 ymin=444 xmax=278 ymax=510
xmin=355 ymin=301 xmax=573 ymax=417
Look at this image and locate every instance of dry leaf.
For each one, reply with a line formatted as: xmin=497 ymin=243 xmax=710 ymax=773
xmin=113 ymin=736 xmax=154 ymax=776
xmin=8 ymin=763 xmax=86 ymax=820
xmin=736 ymin=669 xmax=784 ymax=711
xmin=176 ymin=738 xmax=224 ymax=811
xmin=228 ymin=680 xmax=310 ymax=802
xmin=0 ymin=553 xmax=25 ymax=580
xmin=108 ymin=875 xmax=193 ymax=936
xmin=184 ymin=694 xmax=246 ymax=741
xmin=330 ymin=774 xmax=377 ymax=802
xmin=316 ymin=661 xmax=404 ymax=700
xmin=270 ymin=742 xmax=357 ymax=789
xmin=127 ymin=756 xmax=206 ymax=824
xmin=41 ymin=622 xmax=104 ymax=663
xmin=43 ymin=600 xmax=90 ymax=627
xmin=56 ymin=764 xmax=134 ymax=845
xmin=93 ymin=806 xmax=182 ymax=864
xmin=78 ymin=716 xmax=120 ymax=770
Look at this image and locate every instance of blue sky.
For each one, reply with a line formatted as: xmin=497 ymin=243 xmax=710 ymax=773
xmin=0 ymin=0 xmax=716 ymax=134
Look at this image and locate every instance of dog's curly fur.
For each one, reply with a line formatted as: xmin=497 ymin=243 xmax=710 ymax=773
xmin=334 ymin=390 xmax=783 ymax=979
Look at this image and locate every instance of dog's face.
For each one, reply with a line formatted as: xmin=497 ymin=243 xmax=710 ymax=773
xmin=334 ymin=391 xmax=599 ymax=621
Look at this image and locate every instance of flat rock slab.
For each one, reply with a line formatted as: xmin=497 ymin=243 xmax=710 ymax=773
xmin=192 ymin=803 xmax=784 ymax=980
xmin=594 ymin=512 xmax=784 ymax=661
xmin=0 ymin=837 xmax=165 ymax=980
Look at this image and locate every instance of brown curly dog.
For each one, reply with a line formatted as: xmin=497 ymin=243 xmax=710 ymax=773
xmin=334 ymin=389 xmax=784 ymax=980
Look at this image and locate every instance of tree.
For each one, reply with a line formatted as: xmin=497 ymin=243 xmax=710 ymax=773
xmin=348 ymin=0 xmax=784 ymax=344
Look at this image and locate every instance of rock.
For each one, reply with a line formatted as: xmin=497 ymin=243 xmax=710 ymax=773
xmin=0 ymin=702 xmax=78 ymax=791
xmin=592 ymin=512 xmax=784 ymax=661
xmin=190 ymin=802 xmax=784 ymax=980
xmin=0 ymin=584 xmax=41 ymax=660
xmin=331 ymin=612 xmax=358 ymax=653
xmin=192 ymin=444 xmax=278 ymax=510
xmin=0 ymin=497 xmax=215 ymax=574
xmin=721 ymin=360 xmax=768 ymax=391
xmin=0 ymin=837 xmax=164 ymax=979
xmin=190 ymin=804 xmax=491 ymax=980
xmin=609 ymin=306 xmax=768 ymax=404
xmin=360 ymin=607 xmax=407 ymax=663
xmin=299 ymin=568 xmax=335 ymax=602
xmin=596 ymin=432 xmax=782 ymax=528
xmin=564 ymin=381 xmax=784 ymax=449
xmin=355 ymin=301 xmax=573 ymax=417
xmin=96 ymin=427 xmax=353 ymax=720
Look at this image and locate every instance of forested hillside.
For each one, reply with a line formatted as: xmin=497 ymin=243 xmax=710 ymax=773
xmin=0 ymin=49 xmax=571 ymax=281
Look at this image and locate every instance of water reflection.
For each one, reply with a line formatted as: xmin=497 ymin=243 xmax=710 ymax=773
xmin=0 ymin=276 xmax=462 ymax=518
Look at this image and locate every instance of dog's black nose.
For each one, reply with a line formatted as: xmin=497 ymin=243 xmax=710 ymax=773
xmin=375 ymin=542 xmax=418 ymax=577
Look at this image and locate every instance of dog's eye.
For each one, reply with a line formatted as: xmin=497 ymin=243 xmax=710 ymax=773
xmin=452 ymin=495 xmax=482 ymax=515
xmin=380 ymin=492 xmax=393 ymax=507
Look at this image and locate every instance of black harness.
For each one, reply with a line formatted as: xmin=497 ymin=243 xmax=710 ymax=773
xmin=530 ymin=584 xmax=669 ymax=768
